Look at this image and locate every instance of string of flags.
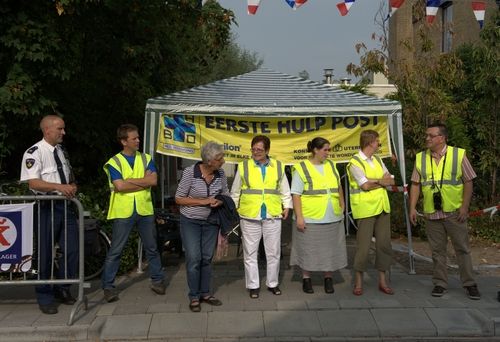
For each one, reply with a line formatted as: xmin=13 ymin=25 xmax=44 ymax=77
xmin=199 ymin=0 xmax=489 ymax=29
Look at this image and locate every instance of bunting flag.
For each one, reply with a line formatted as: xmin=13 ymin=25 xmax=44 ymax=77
xmin=285 ymin=0 xmax=295 ymax=8
xmin=247 ymin=0 xmax=261 ymax=15
xmin=295 ymin=0 xmax=307 ymax=9
xmin=426 ymin=0 xmax=441 ymax=24
xmin=389 ymin=0 xmax=405 ymax=17
xmin=472 ymin=1 xmax=486 ymax=29
xmin=336 ymin=0 xmax=355 ymax=16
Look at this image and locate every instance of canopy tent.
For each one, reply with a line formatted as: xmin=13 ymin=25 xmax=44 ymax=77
xmin=143 ymin=68 xmax=415 ymax=273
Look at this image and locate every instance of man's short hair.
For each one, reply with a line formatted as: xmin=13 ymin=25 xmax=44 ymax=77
xmin=360 ymin=130 xmax=379 ymax=149
xmin=117 ymin=124 xmax=138 ymax=143
xmin=251 ymin=135 xmax=270 ymax=151
xmin=427 ymin=122 xmax=448 ymax=138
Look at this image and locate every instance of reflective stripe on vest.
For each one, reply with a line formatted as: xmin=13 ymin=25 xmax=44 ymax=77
xmin=104 ymin=152 xmax=154 ymax=219
xmin=347 ymin=154 xmax=390 ymax=219
xmin=294 ymin=159 xmax=342 ymax=218
xmin=238 ymin=158 xmax=284 ymax=217
xmin=415 ymin=146 xmax=464 ymax=213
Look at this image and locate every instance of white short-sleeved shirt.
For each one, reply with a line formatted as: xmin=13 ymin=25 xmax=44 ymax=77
xmin=349 ymin=151 xmax=389 ymax=187
xmin=20 ymin=139 xmax=71 ymax=193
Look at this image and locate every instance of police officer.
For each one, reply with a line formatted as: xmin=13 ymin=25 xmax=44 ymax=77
xmin=347 ymin=129 xmax=395 ymax=296
xmin=409 ymin=123 xmax=480 ymax=300
xmin=20 ymin=114 xmax=78 ymax=314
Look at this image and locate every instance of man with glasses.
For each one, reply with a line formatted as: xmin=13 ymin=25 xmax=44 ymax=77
xmin=231 ymin=135 xmax=292 ymax=299
xmin=409 ymin=123 xmax=480 ymax=300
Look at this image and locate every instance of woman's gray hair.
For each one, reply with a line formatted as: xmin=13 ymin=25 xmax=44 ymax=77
xmin=201 ymin=141 xmax=224 ymax=163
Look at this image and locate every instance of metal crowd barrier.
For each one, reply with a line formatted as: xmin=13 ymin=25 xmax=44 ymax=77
xmin=0 ymin=195 xmax=88 ymax=325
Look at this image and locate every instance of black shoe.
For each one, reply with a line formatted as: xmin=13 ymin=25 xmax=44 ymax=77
xmin=54 ymin=289 xmax=76 ymax=305
xmin=151 ymin=282 xmax=166 ymax=295
xmin=464 ymin=285 xmax=481 ymax=300
xmin=103 ymin=288 xmax=119 ymax=303
xmin=431 ymin=285 xmax=447 ymax=297
xmin=324 ymin=277 xmax=334 ymax=294
xmin=249 ymin=288 xmax=260 ymax=299
xmin=302 ymin=278 xmax=314 ymax=294
xmin=39 ymin=304 xmax=58 ymax=315
xmin=267 ymin=286 xmax=282 ymax=295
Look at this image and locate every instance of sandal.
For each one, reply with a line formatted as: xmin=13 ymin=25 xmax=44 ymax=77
xmin=353 ymin=287 xmax=363 ymax=296
xmin=189 ymin=299 xmax=201 ymax=312
xmin=267 ymin=286 xmax=282 ymax=295
xmin=201 ymin=296 xmax=222 ymax=306
xmin=378 ymin=285 xmax=395 ymax=295
xmin=249 ymin=288 xmax=259 ymax=299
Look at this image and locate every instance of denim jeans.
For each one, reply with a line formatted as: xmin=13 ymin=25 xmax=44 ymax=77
xmin=102 ymin=212 xmax=164 ymax=289
xmin=180 ymin=214 xmax=219 ymax=300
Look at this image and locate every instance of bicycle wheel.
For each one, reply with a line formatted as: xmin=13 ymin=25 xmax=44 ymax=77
xmin=84 ymin=230 xmax=110 ymax=281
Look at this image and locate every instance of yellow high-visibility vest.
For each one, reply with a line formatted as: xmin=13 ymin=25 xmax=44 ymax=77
xmin=104 ymin=152 xmax=154 ymax=219
xmin=347 ymin=154 xmax=390 ymax=219
xmin=293 ymin=159 xmax=342 ymax=218
xmin=237 ymin=158 xmax=284 ymax=218
xmin=415 ymin=146 xmax=465 ymax=213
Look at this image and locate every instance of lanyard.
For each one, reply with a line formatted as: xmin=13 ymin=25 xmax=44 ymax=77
xmin=430 ymin=149 xmax=447 ymax=190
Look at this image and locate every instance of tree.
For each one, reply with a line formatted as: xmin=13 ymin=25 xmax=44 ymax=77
xmin=0 ymin=0 xmax=235 ymax=183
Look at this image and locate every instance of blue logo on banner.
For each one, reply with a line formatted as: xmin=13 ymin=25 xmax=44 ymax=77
xmin=0 ymin=211 xmax=22 ymax=264
xmin=164 ymin=115 xmax=196 ymax=143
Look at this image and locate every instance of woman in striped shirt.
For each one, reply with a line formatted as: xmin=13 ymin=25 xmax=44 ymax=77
xmin=175 ymin=141 xmax=229 ymax=312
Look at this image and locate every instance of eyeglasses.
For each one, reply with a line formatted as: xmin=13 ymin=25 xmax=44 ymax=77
xmin=251 ymin=148 xmax=266 ymax=153
xmin=425 ymin=134 xmax=442 ymax=139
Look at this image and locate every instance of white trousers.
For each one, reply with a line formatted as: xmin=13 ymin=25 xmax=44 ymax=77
xmin=240 ymin=218 xmax=281 ymax=289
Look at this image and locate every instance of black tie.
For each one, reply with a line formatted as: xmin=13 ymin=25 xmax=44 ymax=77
xmin=53 ymin=148 xmax=67 ymax=184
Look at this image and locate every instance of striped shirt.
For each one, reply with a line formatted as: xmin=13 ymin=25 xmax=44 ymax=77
xmin=175 ymin=162 xmax=229 ymax=220
xmin=411 ymin=145 xmax=476 ymax=220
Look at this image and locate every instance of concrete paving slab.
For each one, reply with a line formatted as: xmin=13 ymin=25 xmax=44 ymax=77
xmin=0 ymin=308 xmax=41 ymax=327
xmin=207 ymin=311 xmax=264 ymax=337
xmin=97 ymin=303 xmax=117 ymax=316
xmin=366 ymin=297 xmax=402 ymax=308
xmin=317 ymin=309 xmax=379 ymax=337
xmin=112 ymin=302 xmax=149 ymax=315
xmin=425 ymin=308 xmax=494 ymax=337
xmin=149 ymin=312 xmax=207 ymax=338
xmin=147 ymin=303 xmax=180 ymax=313
xmin=276 ymin=300 xmax=308 ymax=311
xmin=243 ymin=298 xmax=277 ymax=311
xmin=307 ymin=299 xmax=339 ymax=310
xmin=263 ymin=311 xmax=321 ymax=337
xmin=337 ymin=298 xmax=372 ymax=309
xmin=100 ymin=314 xmax=152 ymax=340
xmin=0 ymin=325 xmax=88 ymax=341
xmin=371 ymin=308 xmax=436 ymax=337
xmin=211 ymin=300 xmax=245 ymax=312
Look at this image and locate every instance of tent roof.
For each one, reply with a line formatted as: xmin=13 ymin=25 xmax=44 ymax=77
xmin=146 ymin=68 xmax=401 ymax=116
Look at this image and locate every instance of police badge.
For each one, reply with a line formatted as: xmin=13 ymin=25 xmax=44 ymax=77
xmin=25 ymin=158 xmax=35 ymax=169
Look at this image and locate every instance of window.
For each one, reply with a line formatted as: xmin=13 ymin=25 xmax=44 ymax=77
xmin=441 ymin=1 xmax=453 ymax=52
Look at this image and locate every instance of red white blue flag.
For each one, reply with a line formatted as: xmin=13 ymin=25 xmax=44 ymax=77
xmin=472 ymin=1 xmax=486 ymax=29
xmin=389 ymin=0 xmax=405 ymax=17
xmin=247 ymin=0 xmax=261 ymax=15
xmin=0 ymin=203 xmax=34 ymax=273
xmin=285 ymin=0 xmax=295 ymax=8
xmin=295 ymin=0 xmax=307 ymax=9
xmin=337 ymin=0 xmax=355 ymax=16
xmin=426 ymin=0 xmax=441 ymax=24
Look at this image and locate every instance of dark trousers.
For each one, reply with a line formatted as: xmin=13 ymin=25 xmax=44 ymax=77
xmin=35 ymin=201 xmax=79 ymax=306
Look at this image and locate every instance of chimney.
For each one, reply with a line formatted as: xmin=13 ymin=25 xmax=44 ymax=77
xmin=323 ymin=69 xmax=334 ymax=85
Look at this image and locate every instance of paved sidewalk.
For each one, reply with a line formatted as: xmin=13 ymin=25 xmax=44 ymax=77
xmin=0 ymin=237 xmax=499 ymax=341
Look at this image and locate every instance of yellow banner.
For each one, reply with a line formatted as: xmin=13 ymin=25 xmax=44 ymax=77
xmin=156 ymin=114 xmax=391 ymax=164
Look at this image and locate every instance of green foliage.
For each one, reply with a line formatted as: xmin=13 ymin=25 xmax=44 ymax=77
xmin=469 ymin=215 xmax=500 ymax=243
xmin=348 ymin=7 xmax=499 ymax=241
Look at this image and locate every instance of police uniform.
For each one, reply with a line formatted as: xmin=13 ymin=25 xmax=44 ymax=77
xmin=20 ymin=138 xmax=78 ymax=307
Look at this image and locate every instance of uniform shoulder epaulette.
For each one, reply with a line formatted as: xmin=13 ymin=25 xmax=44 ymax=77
xmin=27 ymin=146 xmax=38 ymax=154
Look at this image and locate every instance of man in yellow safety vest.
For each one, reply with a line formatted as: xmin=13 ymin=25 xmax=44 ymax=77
xmin=410 ymin=123 xmax=480 ymax=300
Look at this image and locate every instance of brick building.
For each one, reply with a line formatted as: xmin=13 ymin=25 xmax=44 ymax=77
xmin=388 ymin=0 xmax=498 ymax=73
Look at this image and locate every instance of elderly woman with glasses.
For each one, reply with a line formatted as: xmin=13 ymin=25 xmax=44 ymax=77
xmin=175 ymin=141 xmax=228 ymax=312
xmin=230 ymin=135 xmax=292 ymax=299
xmin=290 ymin=137 xmax=347 ymax=294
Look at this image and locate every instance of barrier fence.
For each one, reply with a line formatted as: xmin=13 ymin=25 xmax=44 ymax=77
xmin=0 ymin=195 xmax=87 ymax=325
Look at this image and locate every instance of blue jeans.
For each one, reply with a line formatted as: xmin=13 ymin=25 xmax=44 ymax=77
xmin=102 ymin=212 xmax=164 ymax=289
xmin=36 ymin=201 xmax=79 ymax=306
xmin=180 ymin=215 xmax=219 ymax=300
